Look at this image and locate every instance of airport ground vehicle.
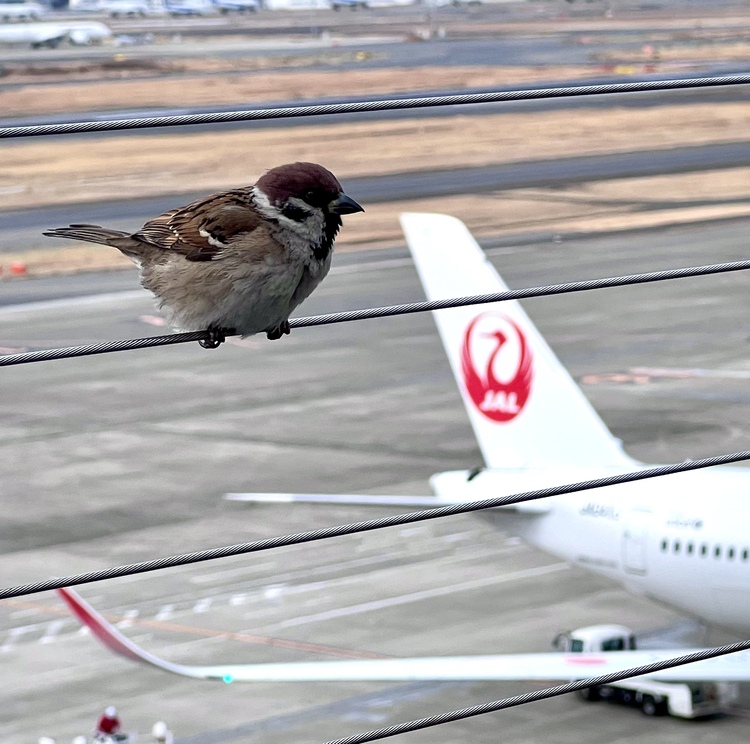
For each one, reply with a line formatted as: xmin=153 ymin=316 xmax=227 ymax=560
xmin=164 ymin=0 xmax=213 ymax=14
xmin=102 ymin=0 xmax=150 ymax=16
xmin=0 ymin=1 xmax=43 ymax=20
xmin=92 ymin=734 xmax=131 ymax=743
xmin=261 ymin=0 xmax=328 ymax=8
xmin=211 ymin=0 xmax=257 ymax=13
xmin=427 ymin=0 xmax=480 ymax=5
xmin=331 ymin=0 xmax=418 ymax=8
xmin=556 ymin=626 xmax=739 ymax=718
xmin=331 ymin=0 xmax=367 ymax=10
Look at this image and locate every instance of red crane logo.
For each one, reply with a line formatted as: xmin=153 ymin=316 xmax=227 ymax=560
xmin=460 ymin=312 xmax=533 ymax=422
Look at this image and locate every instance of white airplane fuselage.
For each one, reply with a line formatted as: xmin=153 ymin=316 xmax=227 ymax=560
xmin=232 ymin=213 xmax=750 ymax=643
xmin=432 ymin=465 xmax=750 ymax=635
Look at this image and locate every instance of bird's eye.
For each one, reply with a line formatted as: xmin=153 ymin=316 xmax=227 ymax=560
xmin=303 ymin=190 xmax=317 ymax=202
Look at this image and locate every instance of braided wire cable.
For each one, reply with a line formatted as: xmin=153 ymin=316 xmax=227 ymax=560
xmin=0 ymin=331 xmax=210 ymax=366
xmin=2 ymin=257 xmax=750 ymax=368
xmin=2 ymin=75 xmax=750 ymax=139
xmin=324 ymin=639 xmax=750 ymax=744
xmin=1 ymin=450 xmax=748 ymax=600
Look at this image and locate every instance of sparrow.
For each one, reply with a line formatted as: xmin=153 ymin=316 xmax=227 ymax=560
xmin=44 ymin=162 xmax=364 ymax=348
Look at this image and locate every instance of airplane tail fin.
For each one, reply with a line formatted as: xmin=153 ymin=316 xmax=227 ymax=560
xmin=399 ymin=213 xmax=636 ymax=470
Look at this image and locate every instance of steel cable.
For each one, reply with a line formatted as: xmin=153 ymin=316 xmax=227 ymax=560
xmin=1 ymin=450 xmax=749 ymax=600
xmin=2 ymin=257 xmax=750 ymax=367
xmin=2 ymin=75 xmax=750 ymax=139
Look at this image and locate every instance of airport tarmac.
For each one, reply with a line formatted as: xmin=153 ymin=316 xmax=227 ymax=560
xmin=1 ymin=219 xmax=750 ymax=742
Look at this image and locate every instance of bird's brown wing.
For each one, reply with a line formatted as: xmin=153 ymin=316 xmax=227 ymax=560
xmin=133 ymin=188 xmax=266 ymax=262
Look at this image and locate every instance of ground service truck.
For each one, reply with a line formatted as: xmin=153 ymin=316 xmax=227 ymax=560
xmin=554 ymin=625 xmax=739 ymax=718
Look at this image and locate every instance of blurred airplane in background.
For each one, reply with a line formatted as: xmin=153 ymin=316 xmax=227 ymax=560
xmin=0 ymin=17 xmax=110 ymax=45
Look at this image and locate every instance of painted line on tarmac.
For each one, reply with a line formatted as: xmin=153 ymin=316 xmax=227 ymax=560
xmin=189 ymin=552 xmax=400 ymax=586
xmin=177 ymin=681 xmax=463 ymax=744
xmin=132 ymin=616 xmax=389 ymax=660
xmin=0 ymin=289 xmax=147 ymax=317
xmin=0 ymin=597 xmax=386 ymax=659
xmin=268 ymin=562 xmax=570 ymax=629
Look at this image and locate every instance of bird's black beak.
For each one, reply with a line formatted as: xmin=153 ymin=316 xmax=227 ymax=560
xmin=328 ymin=193 xmax=364 ymax=215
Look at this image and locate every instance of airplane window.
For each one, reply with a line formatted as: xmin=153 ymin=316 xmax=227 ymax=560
xmin=687 ymin=542 xmax=694 ymax=555
xmin=714 ymin=546 xmax=722 ymax=558
xmin=728 ymin=547 xmax=735 ymax=560
xmin=660 ymin=539 xmax=667 ymax=552
xmin=743 ymin=549 xmax=749 ymax=561
xmin=700 ymin=544 xmax=708 ymax=556
xmin=602 ymin=638 xmax=625 ymax=651
xmin=673 ymin=541 xmax=681 ymax=553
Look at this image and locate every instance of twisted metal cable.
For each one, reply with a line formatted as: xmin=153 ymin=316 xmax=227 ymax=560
xmin=2 ymin=75 xmax=750 ymax=139
xmin=0 ymin=331 xmax=210 ymax=366
xmin=1 ymin=450 xmax=748 ymax=600
xmin=2 ymin=257 xmax=750 ymax=368
xmin=324 ymin=639 xmax=750 ymax=744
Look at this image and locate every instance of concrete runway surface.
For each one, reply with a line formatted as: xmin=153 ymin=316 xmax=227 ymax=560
xmin=1 ymin=219 xmax=750 ymax=742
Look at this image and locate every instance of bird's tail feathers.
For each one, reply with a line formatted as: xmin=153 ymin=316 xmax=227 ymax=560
xmin=43 ymin=224 xmax=133 ymax=248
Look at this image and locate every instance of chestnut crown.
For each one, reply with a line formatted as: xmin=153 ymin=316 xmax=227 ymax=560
xmin=256 ymin=162 xmax=347 ymax=211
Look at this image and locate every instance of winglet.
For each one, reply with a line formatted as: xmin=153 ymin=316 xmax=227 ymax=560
xmin=57 ymin=587 xmax=146 ymax=665
xmin=57 ymin=588 xmax=208 ymax=679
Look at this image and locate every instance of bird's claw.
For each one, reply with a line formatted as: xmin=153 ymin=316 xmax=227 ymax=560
xmin=199 ymin=327 xmax=228 ymax=349
xmin=266 ymin=320 xmax=291 ymax=341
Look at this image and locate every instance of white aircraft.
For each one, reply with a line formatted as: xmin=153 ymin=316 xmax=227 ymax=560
xmin=0 ymin=20 xmax=111 ymax=47
xmin=56 ymin=212 xmax=750 ymax=684
xmin=230 ymin=212 xmax=750 ymax=637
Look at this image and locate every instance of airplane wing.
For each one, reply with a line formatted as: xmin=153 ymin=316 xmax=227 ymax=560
xmin=57 ymin=588 xmax=750 ymax=683
xmin=224 ymin=493 xmax=444 ymax=506
xmin=223 ymin=485 xmax=550 ymax=513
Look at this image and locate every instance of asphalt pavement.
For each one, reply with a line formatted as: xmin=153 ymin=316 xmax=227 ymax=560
xmin=0 ymin=219 xmax=749 ymax=742
xmin=5 ymin=140 xmax=750 ymax=256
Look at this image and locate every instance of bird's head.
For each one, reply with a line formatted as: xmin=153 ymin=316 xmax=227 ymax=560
xmin=484 ymin=329 xmax=508 ymax=347
xmin=253 ymin=162 xmax=363 ymax=258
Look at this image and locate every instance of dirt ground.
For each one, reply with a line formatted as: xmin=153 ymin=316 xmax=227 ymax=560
xmin=6 ymin=165 xmax=750 ymax=278
xmin=5 ymin=100 xmax=750 ymax=210
xmin=2 ymin=60 xmax=750 ymax=276
xmin=0 ymin=63 xmax=605 ymax=116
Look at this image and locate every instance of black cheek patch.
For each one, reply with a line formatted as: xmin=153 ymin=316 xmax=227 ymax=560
xmin=281 ymin=203 xmax=309 ymax=222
